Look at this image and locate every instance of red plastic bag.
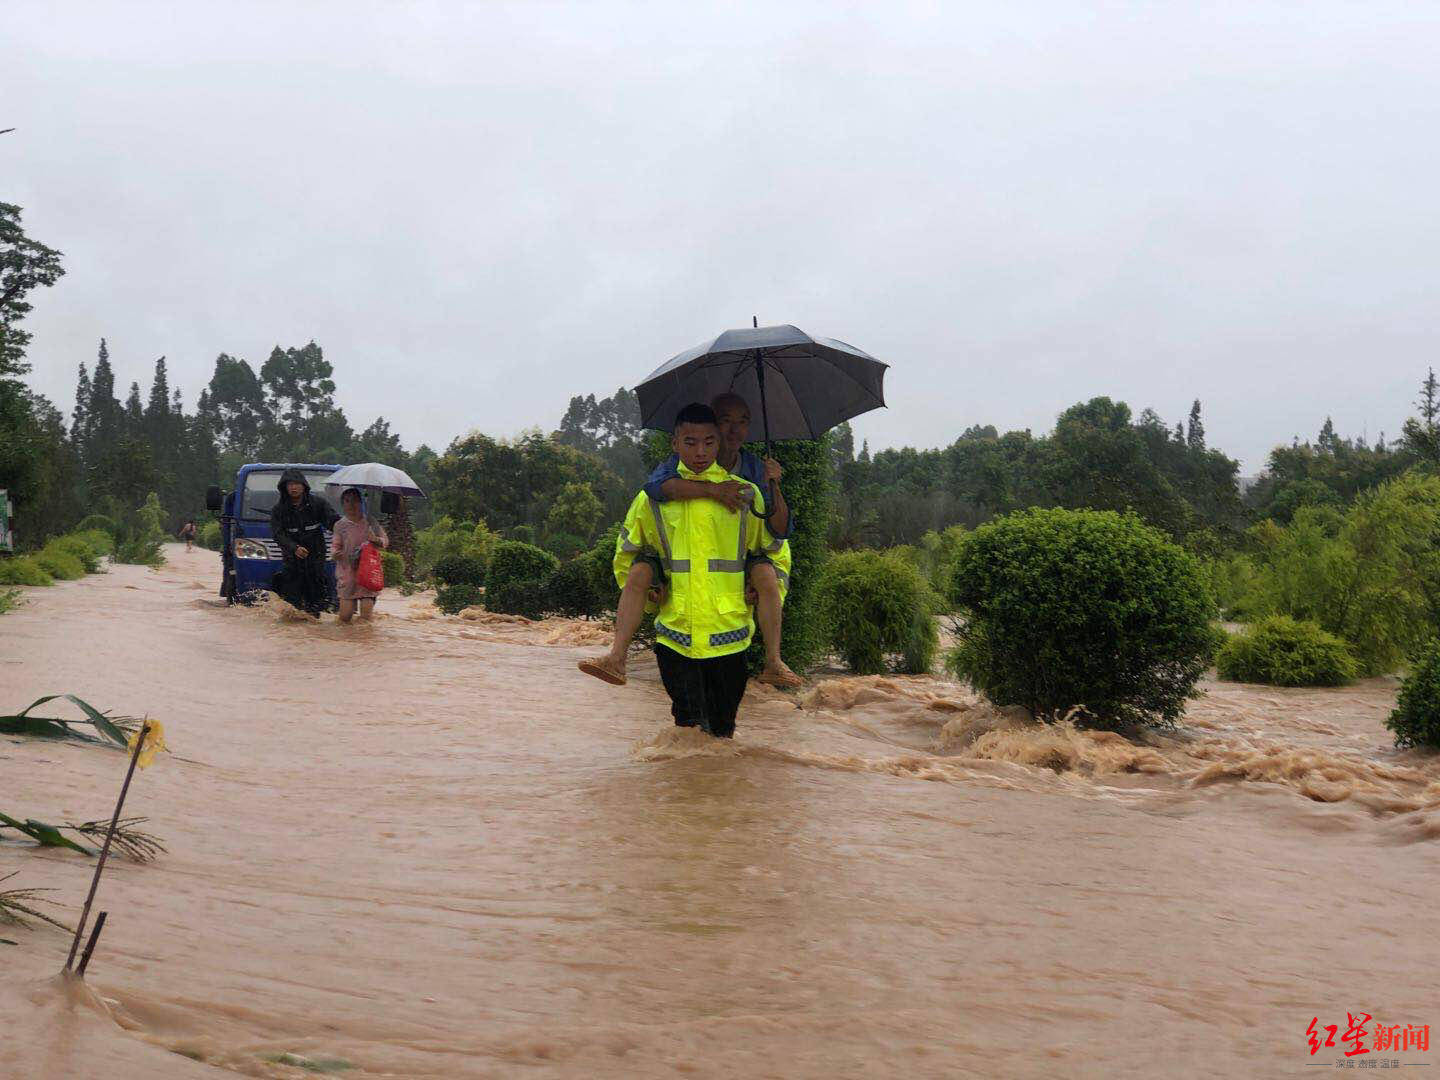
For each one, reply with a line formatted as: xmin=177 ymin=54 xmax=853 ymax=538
xmin=357 ymin=542 xmax=385 ymax=593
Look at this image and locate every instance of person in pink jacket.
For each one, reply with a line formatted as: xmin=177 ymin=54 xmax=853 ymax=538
xmin=331 ymin=487 xmax=388 ymax=623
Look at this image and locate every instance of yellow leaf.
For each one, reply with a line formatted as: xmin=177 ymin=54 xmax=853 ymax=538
xmin=127 ymin=720 xmax=167 ymax=769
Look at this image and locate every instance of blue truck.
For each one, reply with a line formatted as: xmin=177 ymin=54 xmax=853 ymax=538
xmin=206 ymin=463 xmax=342 ymax=605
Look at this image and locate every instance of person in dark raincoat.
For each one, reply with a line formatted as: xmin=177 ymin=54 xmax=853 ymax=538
xmin=269 ymin=468 xmax=339 ymax=617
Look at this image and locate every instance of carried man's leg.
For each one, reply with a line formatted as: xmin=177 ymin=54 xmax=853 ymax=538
xmin=579 ymin=559 xmax=658 ymax=686
xmin=749 ymin=560 xmax=802 ymax=688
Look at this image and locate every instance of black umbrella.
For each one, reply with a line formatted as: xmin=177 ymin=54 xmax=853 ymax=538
xmin=634 ymin=320 xmax=888 ymax=447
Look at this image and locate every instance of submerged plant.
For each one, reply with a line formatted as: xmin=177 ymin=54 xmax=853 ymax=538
xmin=0 ymin=872 xmax=72 ymax=932
xmin=0 ymin=693 xmax=136 ymax=748
xmin=66 ymin=817 xmax=168 ymax=862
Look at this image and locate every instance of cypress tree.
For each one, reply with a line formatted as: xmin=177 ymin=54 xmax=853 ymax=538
xmin=72 ymin=362 xmax=91 ymax=441
xmin=145 ymin=355 xmax=170 ymax=430
xmin=124 ymin=382 xmax=144 ymax=426
xmin=1186 ymin=400 xmax=1205 ymax=452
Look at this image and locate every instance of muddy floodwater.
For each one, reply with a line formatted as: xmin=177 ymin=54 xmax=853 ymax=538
xmin=3 ymin=545 xmax=1438 ymax=1078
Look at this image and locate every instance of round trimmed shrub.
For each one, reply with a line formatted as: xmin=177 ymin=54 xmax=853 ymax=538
xmin=74 ymin=528 xmax=115 ymax=557
xmin=1215 ymin=616 xmax=1358 ymax=686
xmin=34 ymin=547 xmax=86 ymax=580
xmin=75 ymin=514 xmax=121 ymax=543
xmin=434 ymin=553 xmax=486 ymax=588
xmin=380 ymin=550 xmax=406 ymax=588
xmin=1386 ymin=641 xmax=1440 ymax=749
xmin=0 ymin=556 xmax=54 ymax=586
xmin=50 ymin=536 xmax=101 ymax=574
xmin=435 ymin=583 xmax=483 ymax=614
xmin=485 ymin=541 xmax=559 ymax=619
xmin=949 ymin=507 xmax=1218 ymax=729
xmin=542 ymin=557 xmax=604 ymax=618
xmin=815 ymin=550 xmax=938 ymax=674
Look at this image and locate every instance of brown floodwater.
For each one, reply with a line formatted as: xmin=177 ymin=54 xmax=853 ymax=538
xmin=2 ymin=545 xmax=1438 ymax=1078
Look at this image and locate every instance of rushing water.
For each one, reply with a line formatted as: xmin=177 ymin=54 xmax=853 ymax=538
xmin=2 ymin=546 xmax=1437 ymax=1078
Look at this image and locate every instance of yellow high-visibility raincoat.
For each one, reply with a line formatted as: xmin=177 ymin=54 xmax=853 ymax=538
xmin=614 ymin=461 xmax=791 ymax=660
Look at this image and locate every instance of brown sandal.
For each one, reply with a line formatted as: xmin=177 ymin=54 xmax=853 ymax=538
xmin=578 ymin=657 xmax=627 ymax=686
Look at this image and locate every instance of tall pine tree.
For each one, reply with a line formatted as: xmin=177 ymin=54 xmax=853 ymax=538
xmin=1186 ymin=400 xmax=1205 ymax=451
xmin=72 ymin=362 xmax=91 ymax=441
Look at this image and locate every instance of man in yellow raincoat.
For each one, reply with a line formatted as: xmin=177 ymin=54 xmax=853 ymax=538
xmin=580 ymin=402 xmax=791 ymax=738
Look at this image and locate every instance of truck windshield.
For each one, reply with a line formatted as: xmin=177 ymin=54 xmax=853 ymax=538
xmin=241 ymin=471 xmax=337 ymax=521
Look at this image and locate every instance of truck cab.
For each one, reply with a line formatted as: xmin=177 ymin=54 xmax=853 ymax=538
xmin=206 ymin=463 xmax=341 ymax=604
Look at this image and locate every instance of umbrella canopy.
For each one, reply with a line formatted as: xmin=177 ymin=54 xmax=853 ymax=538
xmin=323 ymin=462 xmax=426 ymax=499
xmin=634 ymin=323 xmax=887 ymax=442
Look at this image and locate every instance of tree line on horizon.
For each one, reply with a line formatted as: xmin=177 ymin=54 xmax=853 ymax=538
xmin=4 ymin=199 xmax=1439 ymax=558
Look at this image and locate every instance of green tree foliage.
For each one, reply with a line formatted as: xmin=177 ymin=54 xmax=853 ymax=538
xmin=0 ymin=203 xmax=65 ymax=381
xmin=1386 ymin=639 xmax=1440 ymax=749
xmin=1401 ymin=367 xmax=1440 ymax=468
xmin=815 ymin=550 xmax=938 ymax=674
xmin=949 ymin=508 xmax=1218 ymax=729
xmin=831 ymin=399 xmax=1243 ymax=550
xmin=413 ymin=516 xmax=498 ymax=580
xmin=1240 ymin=474 xmax=1440 ymax=675
xmin=0 ymin=205 xmax=79 ymax=547
xmin=114 ymin=492 xmax=167 ymax=566
xmin=380 ymin=549 xmax=406 ymax=587
xmin=484 ymin=540 xmax=559 ymax=619
xmin=1215 ymin=616 xmax=1358 ymax=687
xmin=431 ymin=431 xmax=628 ymax=535
xmin=553 ymin=387 xmax=646 ymax=488
xmin=546 ymin=481 xmax=603 ymax=543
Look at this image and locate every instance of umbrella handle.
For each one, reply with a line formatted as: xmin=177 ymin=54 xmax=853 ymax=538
xmin=754 ymin=346 xmax=779 ymax=519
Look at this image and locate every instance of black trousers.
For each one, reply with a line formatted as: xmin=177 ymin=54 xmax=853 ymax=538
xmin=274 ymin=560 xmax=330 ymax=615
xmin=654 ymin=644 xmax=750 ymax=738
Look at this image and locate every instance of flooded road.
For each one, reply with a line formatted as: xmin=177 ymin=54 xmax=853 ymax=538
xmin=3 ymin=545 xmax=1437 ymax=1078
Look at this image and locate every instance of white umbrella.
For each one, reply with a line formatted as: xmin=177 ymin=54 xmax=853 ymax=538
xmin=323 ymin=462 xmax=426 ymax=499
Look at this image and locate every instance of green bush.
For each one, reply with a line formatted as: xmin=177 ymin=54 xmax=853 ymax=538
xmin=585 ymin=523 xmax=622 ymax=611
xmin=49 ymin=536 xmax=101 ymax=574
xmin=542 ymin=558 xmax=605 ymax=618
xmin=0 ymin=587 xmax=20 ymax=614
xmin=744 ymin=435 xmax=834 ymax=674
xmin=1215 ymin=616 xmax=1359 ymax=687
xmin=815 ymin=550 xmax=938 ymax=674
xmin=0 ymin=556 xmax=53 ymax=586
xmin=75 ymin=514 xmax=121 ymax=543
xmin=1238 ymin=476 xmax=1440 ymax=675
xmin=435 ymin=583 xmax=483 ymax=614
xmin=948 ymin=508 xmax=1218 ymax=730
xmin=114 ymin=493 xmax=167 ymax=566
xmin=198 ymin=521 xmax=223 ymax=550
xmin=413 ymin=516 xmax=497 ymax=580
xmin=1386 ymin=640 xmax=1440 ymax=749
xmin=485 ymin=541 xmax=559 ymax=619
xmin=33 ymin=546 xmax=86 ymax=580
xmin=544 ymin=531 xmax=589 ymax=561
xmin=434 ymin=553 xmax=487 ymax=588
xmin=74 ymin=528 xmax=114 ymax=557
xmin=380 ymin=550 xmax=406 ymax=587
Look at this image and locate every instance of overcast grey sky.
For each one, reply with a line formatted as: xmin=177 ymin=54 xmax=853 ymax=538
xmin=6 ymin=1 xmax=1439 ymax=471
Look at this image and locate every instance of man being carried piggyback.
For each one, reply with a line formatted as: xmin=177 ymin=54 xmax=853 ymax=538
xmin=581 ymin=392 xmax=802 ymax=689
xmin=579 ymin=401 xmax=793 ymax=738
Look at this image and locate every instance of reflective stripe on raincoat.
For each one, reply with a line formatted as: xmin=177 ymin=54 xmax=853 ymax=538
xmin=613 ymin=461 xmax=791 ymax=660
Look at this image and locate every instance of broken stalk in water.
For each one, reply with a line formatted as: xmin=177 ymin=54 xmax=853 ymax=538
xmin=75 ymin=910 xmax=108 ymax=977
xmin=64 ymin=719 xmax=149 ymax=973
